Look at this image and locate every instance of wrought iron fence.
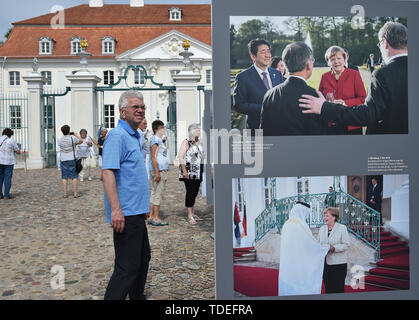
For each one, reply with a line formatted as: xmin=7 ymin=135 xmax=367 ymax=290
xmin=41 ymin=87 xmax=71 ymax=167
xmin=255 ymin=191 xmax=381 ymax=260
xmin=166 ymin=123 xmax=177 ymax=164
xmin=0 ymin=94 xmax=29 ymax=167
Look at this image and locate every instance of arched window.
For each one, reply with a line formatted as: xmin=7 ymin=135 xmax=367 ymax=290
xmin=70 ymin=36 xmax=81 ymax=54
xmin=102 ymin=36 xmax=116 ymax=54
xmin=39 ymin=36 xmax=54 ymax=55
xmin=169 ymin=7 xmax=182 ymax=21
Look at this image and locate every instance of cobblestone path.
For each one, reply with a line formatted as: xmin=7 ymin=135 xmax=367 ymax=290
xmin=0 ymin=166 xmax=214 ymax=300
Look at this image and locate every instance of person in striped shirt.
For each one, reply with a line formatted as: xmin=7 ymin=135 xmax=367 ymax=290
xmin=0 ymin=128 xmax=23 ymax=199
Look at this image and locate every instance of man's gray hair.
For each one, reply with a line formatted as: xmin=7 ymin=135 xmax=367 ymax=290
xmin=119 ymin=90 xmax=144 ymax=110
xmin=282 ymin=42 xmax=314 ymax=73
xmin=188 ymin=123 xmax=201 ymax=139
xmin=379 ymin=21 xmax=407 ymax=49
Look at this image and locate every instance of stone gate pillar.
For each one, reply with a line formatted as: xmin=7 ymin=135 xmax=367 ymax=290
xmin=23 ymin=72 xmax=47 ymax=169
xmin=66 ymin=74 xmax=101 ymax=139
xmin=66 ymin=41 xmax=101 ymax=146
xmin=172 ymin=71 xmax=201 ymax=164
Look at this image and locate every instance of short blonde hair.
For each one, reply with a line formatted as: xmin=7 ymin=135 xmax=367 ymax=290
xmin=324 ymin=46 xmax=347 ymax=65
xmin=324 ymin=207 xmax=339 ymax=222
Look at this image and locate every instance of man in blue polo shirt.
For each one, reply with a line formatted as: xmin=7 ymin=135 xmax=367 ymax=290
xmin=102 ymin=90 xmax=150 ymax=300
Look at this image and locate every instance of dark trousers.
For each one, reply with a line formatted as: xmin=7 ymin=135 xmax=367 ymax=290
xmin=323 ymin=261 xmax=347 ymax=294
xmin=184 ymin=180 xmax=201 ymax=208
xmin=0 ymin=164 xmax=14 ymax=197
xmin=104 ymin=214 xmax=151 ymax=300
xmin=371 ymin=202 xmax=383 ymax=225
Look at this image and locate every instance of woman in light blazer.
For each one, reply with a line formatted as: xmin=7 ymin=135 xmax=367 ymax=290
xmin=318 ymin=207 xmax=350 ymax=293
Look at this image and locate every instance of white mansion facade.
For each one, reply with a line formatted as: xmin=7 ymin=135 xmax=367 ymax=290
xmin=0 ymin=0 xmax=212 ymax=166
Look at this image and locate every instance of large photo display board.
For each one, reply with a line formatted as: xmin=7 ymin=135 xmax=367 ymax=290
xmin=212 ymin=0 xmax=418 ymax=299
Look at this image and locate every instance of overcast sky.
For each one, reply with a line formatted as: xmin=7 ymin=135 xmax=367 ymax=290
xmin=0 ymin=0 xmax=211 ymax=41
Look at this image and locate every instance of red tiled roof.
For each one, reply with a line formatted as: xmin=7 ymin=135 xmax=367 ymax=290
xmin=0 ymin=26 xmax=211 ymax=58
xmin=0 ymin=4 xmax=212 ymax=58
xmin=13 ymin=4 xmax=211 ymax=26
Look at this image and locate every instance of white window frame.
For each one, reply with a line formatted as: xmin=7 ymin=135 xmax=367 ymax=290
xmin=41 ymin=71 xmax=52 ymax=86
xmin=39 ymin=37 xmax=53 ymax=55
xmin=264 ymin=178 xmax=275 ymax=208
xmin=206 ymin=69 xmax=212 ymax=84
xmin=102 ymin=36 xmax=115 ymax=55
xmin=104 ymin=104 xmax=115 ymax=129
xmin=70 ymin=36 xmax=81 ymax=55
xmin=169 ymin=7 xmax=182 ymax=21
xmin=103 ymin=70 xmax=115 ymax=85
xmin=9 ymin=71 xmax=20 ymax=86
xmin=9 ymin=105 xmax=22 ymax=129
xmin=134 ymin=69 xmax=145 ymax=86
xmin=297 ymin=176 xmax=310 ymax=195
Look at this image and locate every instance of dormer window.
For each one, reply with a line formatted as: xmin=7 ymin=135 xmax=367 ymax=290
xmin=39 ymin=36 xmax=54 ymax=55
xmin=102 ymin=36 xmax=116 ymax=55
xmin=70 ymin=36 xmax=82 ymax=55
xmin=169 ymin=7 xmax=182 ymax=21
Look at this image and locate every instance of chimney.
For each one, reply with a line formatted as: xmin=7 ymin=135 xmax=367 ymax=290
xmin=89 ymin=0 xmax=104 ymax=7
xmin=130 ymin=0 xmax=144 ymax=7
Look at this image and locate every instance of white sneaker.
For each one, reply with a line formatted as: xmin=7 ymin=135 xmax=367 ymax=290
xmin=80 ymin=178 xmax=84 ymax=182
xmin=88 ymin=177 xmax=92 ymax=181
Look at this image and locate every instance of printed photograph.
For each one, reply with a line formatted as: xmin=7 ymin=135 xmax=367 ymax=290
xmin=230 ymin=16 xmax=408 ymax=135
xmin=232 ymin=175 xmax=410 ymax=297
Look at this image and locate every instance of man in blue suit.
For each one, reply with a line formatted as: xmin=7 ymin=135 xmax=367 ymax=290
xmin=233 ymin=38 xmax=285 ymax=131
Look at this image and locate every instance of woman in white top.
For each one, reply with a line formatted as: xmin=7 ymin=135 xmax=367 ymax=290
xmin=57 ymin=125 xmax=83 ymax=198
xmin=318 ymin=207 xmax=350 ymax=293
xmin=0 ymin=128 xmax=23 ymax=199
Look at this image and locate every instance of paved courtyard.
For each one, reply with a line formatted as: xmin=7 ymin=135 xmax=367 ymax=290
xmin=0 ymin=166 xmax=215 ymax=300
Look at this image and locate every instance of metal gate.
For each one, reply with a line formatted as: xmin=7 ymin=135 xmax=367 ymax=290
xmin=95 ymin=64 xmax=178 ymax=162
xmin=0 ymin=94 xmax=29 ymax=167
xmin=41 ymin=87 xmax=71 ymax=167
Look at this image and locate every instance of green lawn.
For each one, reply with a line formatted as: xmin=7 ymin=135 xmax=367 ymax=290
xmin=306 ymin=67 xmax=329 ymax=90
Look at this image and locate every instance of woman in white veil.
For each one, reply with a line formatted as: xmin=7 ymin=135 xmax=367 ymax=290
xmin=278 ymin=202 xmax=330 ymax=296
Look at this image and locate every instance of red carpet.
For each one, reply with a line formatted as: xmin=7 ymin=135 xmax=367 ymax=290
xmin=234 ymin=228 xmax=410 ymax=296
xmin=233 ymin=247 xmax=255 ymax=252
xmin=233 ymin=265 xmax=392 ymax=297
xmin=349 ymin=227 xmax=410 ymax=290
xmin=234 ymin=265 xmax=278 ymax=297
xmin=233 ymin=247 xmax=256 ymax=262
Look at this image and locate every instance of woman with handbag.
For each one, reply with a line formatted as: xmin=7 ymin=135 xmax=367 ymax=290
xmin=57 ymin=125 xmax=84 ymax=198
xmin=178 ymin=123 xmax=204 ymax=225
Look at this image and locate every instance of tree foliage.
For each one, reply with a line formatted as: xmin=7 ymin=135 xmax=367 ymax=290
xmin=230 ymin=16 xmax=407 ymax=69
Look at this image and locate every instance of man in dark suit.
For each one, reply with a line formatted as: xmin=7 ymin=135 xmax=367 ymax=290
xmin=343 ymin=48 xmax=359 ymax=72
xmin=233 ymin=39 xmax=284 ymax=131
xmin=299 ymin=21 xmax=408 ymax=135
xmin=366 ymin=54 xmax=375 ymax=73
xmin=368 ymin=178 xmax=383 ymax=225
xmin=260 ymin=42 xmax=326 ymax=136
xmin=324 ymin=186 xmax=336 ymax=208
